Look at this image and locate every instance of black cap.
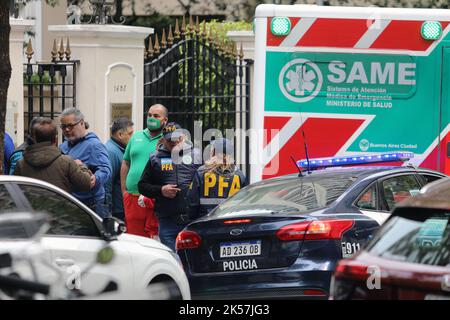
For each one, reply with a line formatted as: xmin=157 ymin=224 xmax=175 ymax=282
xmin=162 ymin=122 xmax=183 ymax=140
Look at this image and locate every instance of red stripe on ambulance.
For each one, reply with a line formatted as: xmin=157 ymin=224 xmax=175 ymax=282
xmin=440 ymin=131 xmax=450 ymax=174
xmin=263 ymin=116 xmax=291 ymax=148
xmin=412 ymin=130 xmax=450 ymax=173
xmin=262 ymin=117 xmax=365 ymax=179
xmin=420 ymin=146 xmax=439 ymax=171
xmin=297 ymin=18 xmax=371 ymax=48
xmin=370 ymin=21 xmax=450 ymax=51
xmin=267 ymin=17 xmax=449 ymax=52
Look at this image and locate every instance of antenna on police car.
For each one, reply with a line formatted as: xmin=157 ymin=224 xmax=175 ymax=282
xmin=302 ymin=129 xmax=311 ymax=173
xmin=290 ymin=155 xmax=303 ymax=177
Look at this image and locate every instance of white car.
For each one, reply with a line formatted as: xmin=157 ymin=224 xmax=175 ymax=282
xmin=0 ymin=175 xmax=190 ymax=299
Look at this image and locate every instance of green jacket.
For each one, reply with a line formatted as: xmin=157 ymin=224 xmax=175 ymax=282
xmin=14 ymin=141 xmax=92 ymax=193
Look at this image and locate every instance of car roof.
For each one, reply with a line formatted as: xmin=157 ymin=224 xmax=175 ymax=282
xmin=257 ymin=166 xmax=442 ymax=185
xmin=0 ymin=175 xmax=65 ymax=190
xmin=0 ymin=175 xmax=102 ymax=221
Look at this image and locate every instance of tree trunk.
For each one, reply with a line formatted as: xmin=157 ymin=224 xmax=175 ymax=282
xmin=0 ymin=0 xmax=12 ymax=174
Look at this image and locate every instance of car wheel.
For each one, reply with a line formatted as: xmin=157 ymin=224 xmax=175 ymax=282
xmin=147 ymin=275 xmax=182 ymax=300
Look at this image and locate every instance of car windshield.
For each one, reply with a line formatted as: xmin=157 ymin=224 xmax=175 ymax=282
xmin=211 ymin=172 xmax=359 ymax=217
xmin=366 ymin=209 xmax=450 ymax=267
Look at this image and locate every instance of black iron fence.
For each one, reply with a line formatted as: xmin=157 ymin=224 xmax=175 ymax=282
xmin=23 ymin=39 xmax=78 ymax=134
xmin=144 ymin=17 xmax=253 ymax=178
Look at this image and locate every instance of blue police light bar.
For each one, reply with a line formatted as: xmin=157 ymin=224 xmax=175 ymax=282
xmin=296 ymin=152 xmax=414 ymax=171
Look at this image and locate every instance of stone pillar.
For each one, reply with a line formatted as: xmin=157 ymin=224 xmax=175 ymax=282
xmin=227 ymin=31 xmax=255 ymax=61
xmin=227 ymin=31 xmax=255 ymax=179
xmin=8 ymin=18 xmax=35 ymax=145
xmin=48 ymin=25 xmax=153 ymax=142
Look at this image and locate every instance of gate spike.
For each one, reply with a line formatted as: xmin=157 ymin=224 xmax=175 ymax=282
xmin=224 ymin=40 xmax=231 ymax=57
xmin=239 ymin=43 xmax=244 ymax=60
xmin=26 ymin=39 xmax=34 ymax=63
xmin=214 ymin=35 xmax=222 ymax=52
xmin=226 ymin=40 xmax=233 ymax=58
xmin=202 ymin=21 xmax=207 ymax=39
xmin=50 ymin=39 xmax=57 ymax=62
xmin=189 ymin=16 xmax=194 ymax=35
xmin=147 ymin=36 xmax=154 ymax=58
xmin=174 ymin=19 xmax=181 ymax=40
xmin=231 ymin=42 xmax=237 ymax=59
xmin=144 ymin=39 xmax=148 ymax=59
xmin=58 ymin=38 xmax=65 ymax=60
xmin=181 ymin=16 xmax=187 ymax=37
xmin=168 ymin=25 xmax=174 ymax=46
xmin=65 ymin=38 xmax=71 ymax=60
xmin=161 ymin=29 xmax=167 ymax=49
xmin=208 ymin=27 xmax=214 ymax=45
xmin=195 ymin=16 xmax=200 ymax=35
xmin=154 ymin=34 xmax=160 ymax=55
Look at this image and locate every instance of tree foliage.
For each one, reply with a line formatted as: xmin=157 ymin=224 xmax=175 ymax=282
xmin=205 ymin=19 xmax=252 ymax=46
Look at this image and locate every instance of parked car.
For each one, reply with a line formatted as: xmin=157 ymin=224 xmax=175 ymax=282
xmin=330 ymin=177 xmax=450 ymax=300
xmin=0 ymin=175 xmax=190 ymax=299
xmin=176 ymin=154 xmax=445 ymax=299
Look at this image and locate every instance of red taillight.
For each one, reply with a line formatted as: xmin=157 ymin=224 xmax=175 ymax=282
xmin=223 ymin=219 xmax=252 ymax=224
xmin=305 ymin=220 xmax=354 ymax=240
xmin=276 ymin=220 xmax=354 ymax=241
xmin=176 ymin=230 xmax=202 ymax=250
xmin=276 ymin=221 xmax=309 ymax=241
xmin=303 ymin=289 xmax=327 ymax=296
xmin=334 ymin=259 xmax=369 ymax=281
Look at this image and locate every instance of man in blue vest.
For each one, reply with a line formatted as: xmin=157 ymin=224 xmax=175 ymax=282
xmin=105 ymin=117 xmax=134 ymax=221
xmin=138 ymin=122 xmax=202 ymax=250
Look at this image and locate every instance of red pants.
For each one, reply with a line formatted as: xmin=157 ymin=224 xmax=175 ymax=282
xmin=123 ymin=192 xmax=158 ymax=238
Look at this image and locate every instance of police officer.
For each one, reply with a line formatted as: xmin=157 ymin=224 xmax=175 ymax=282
xmin=187 ymin=138 xmax=247 ymax=220
xmin=138 ymin=122 xmax=201 ymax=251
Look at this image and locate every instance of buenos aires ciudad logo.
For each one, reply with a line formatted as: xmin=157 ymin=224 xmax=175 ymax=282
xmin=279 ymin=59 xmax=323 ymax=103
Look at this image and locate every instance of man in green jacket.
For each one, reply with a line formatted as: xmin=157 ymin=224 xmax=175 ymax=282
xmin=14 ymin=117 xmax=92 ymax=193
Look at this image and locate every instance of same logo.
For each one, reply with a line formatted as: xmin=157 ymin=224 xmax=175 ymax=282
xmin=279 ymin=59 xmax=323 ymax=103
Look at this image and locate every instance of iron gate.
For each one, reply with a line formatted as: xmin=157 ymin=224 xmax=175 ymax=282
xmin=144 ymin=17 xmax=253 ymax=179
xmin=23 ymin=39 xmax=78 ymax=134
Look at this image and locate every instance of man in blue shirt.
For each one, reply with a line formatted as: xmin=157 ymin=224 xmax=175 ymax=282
xmin=3 ymin=132 xmax=14 ymax=174
xmin=59 ymin=108 xmax=112 ymax=218
xmin=105 ymin=117 xmax=134 ymax=221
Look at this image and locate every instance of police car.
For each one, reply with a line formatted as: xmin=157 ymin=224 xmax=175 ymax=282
xmin=175 ymin=152 xmax=446 ymax=299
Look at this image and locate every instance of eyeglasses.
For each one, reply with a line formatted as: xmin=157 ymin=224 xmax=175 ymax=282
xmin=60 ymin=119 xmax=81 ymax=130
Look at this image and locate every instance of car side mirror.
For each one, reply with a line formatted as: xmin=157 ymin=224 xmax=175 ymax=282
xmin=102 ymin=217 xmax=126 ymax=241
xmin=96 ymin=246 xmax=115 ymax=265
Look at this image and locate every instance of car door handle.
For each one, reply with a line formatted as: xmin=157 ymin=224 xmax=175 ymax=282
xmin=55 ymin=258 xmax=75 ymax=267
